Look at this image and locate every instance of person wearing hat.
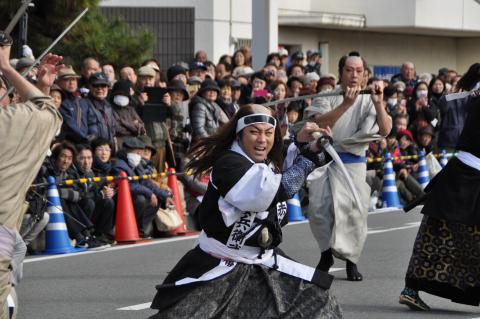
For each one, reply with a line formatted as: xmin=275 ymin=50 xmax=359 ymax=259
xmin=137 ymin=66 xmax=156 ymax=90
xmin=189 ymin=78 xmax=226 ymax=143
xmin=49 ymin=84 xmax=64 ymax=109
xmin=189 ymin=62 xmax=207 ymax=81
xmin=56 ymin=65 xmax=96 ymax=144
xmin=167 ymin=79 xmax=191 ymax=168
xmin=15 ymin=57 xmax=36 ymax=83
xmin=291 ymin=51 xmax=305 ymax=67
xmin=110 ymin=80 xmax=145 ymax=148
xmin=303 ymin=72 xmax=320 ymax=94
xmin=80 ymin=72 xmax=116 ymax=148
xmin=305 ymin=50 xmax=322 ymax=75
xmin=113 ymin=137 xmax=173 ymax=238
xmin=167 ymin=65 xmax=187 ymax=85
xmin=317 ymin=74 xmax=337 ymax=93
xmin=278 ymin=47 xmax=289 ymax=70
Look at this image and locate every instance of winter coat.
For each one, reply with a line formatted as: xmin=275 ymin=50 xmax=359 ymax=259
xmin=189 ymin=95 xmax=222 ymax=142
xmin=437 ymin=93 xmax=469 ymax=149
xmin=59 ymin=93 xmax=96 ymax=144
xmin=112 ymin=152 xmax=170 ymax=200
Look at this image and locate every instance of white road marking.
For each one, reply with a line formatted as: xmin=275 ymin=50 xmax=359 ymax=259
xmin=367 ymin=222 xmax=420 ymax=235
xmin=117 ymin=267 xmax=346 ymax=311
xmin=117 ymin=302 xmax=152 ymax=311
xmin=24 ymin=235 xmax=199 ymax=263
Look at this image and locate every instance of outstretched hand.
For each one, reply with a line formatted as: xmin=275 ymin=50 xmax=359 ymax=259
xmin=36 ymin=53 xmax=64 ymax=90
xmin=297 ymin=122 xmax=333 ymax=143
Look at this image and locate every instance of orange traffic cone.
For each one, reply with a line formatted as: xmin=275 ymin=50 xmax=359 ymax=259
xmin=115 ymin=171 xmax=142 ymax=244
xmin=167 ymin=168 xmax=196 ymax=235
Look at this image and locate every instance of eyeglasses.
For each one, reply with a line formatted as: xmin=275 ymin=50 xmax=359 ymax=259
xmin=96 ymin=147 xmax=111 ymax=152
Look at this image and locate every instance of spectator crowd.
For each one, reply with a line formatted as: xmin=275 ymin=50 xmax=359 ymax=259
xmin=4 ymin=45 xmax=476 ymax=252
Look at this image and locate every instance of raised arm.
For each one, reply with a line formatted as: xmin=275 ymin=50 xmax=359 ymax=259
xmin=0 ymin=44 xmax=63 ymax=100
xmin=313 ymin=87 xmax=359 ymax=129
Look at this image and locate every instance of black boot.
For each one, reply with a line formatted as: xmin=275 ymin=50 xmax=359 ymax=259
xmin=346 ymin=260 xmax=363 ymax=281
xmin=316 ymin=248 xmax=334 ymax=272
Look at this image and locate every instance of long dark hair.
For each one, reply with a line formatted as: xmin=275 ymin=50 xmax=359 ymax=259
xmin=456 ymin=63 xmax=480 ymax=92
xmin=186 ymin=104 xmax=284 ymax=177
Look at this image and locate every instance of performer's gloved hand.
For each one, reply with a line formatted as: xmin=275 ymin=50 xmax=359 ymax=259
xmin=299 ymin=135 xmax=333 ymax=167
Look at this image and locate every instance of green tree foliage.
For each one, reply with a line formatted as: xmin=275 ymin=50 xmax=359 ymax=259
xmin=0 ymin=1 xmax=154 ymax=69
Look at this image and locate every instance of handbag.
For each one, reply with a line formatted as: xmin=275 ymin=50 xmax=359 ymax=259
xmin=155 ymin=205 xmax=182 ymax=232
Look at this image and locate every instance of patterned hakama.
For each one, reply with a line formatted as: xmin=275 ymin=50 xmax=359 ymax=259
xmin=405 ymin=215 xmax=480 ymax=306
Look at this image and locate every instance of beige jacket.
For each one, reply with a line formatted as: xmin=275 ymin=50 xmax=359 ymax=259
xmin=0 ymin=96 xmax=62 ymax=229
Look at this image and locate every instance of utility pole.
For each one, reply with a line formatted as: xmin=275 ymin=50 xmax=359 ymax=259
xmin=17 ymin=0 xmax=34 ymax=57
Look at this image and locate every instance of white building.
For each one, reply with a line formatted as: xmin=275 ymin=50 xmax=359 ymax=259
xmin=100 ymin=0 xmax=480 ymax=75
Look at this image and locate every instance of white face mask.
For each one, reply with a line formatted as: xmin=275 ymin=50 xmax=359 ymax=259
xmin=387 ymin=98 xmax=397 ymax=106
xmin=127 ymin=153 xmax=142 ymax=167
xmin=416 ymin=90 xmax=428 ymax=99
xmin=113 ymin=95 xmax=129 ymax=107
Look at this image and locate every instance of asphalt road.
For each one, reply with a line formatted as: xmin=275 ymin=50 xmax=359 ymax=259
xmin=17 ymin=207 xmax=480 ymax=319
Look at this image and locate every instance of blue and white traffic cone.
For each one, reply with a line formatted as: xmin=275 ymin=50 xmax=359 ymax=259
xmin=382 ymin=153 xmax=402 ymax=208
xmin=416 ymin=150 xmax=430 ymax=189
xmin=439 ymin=149 xmax=448 ymax=168
xmin=43 ymin=176 xmax=86 ymax=254
xmin=287 ymin=193 xmax=306 ymax=221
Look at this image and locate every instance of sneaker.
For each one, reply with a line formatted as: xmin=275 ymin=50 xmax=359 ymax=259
xmin=75 ymin=238 xmax=89 ymax=249
xmin=399 ymin=288 xmax=431 ymax=311
xmin=86 ymin=236 xmax=110 ymax=251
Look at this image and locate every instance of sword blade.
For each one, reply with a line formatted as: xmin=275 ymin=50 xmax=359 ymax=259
xmin=0 ymin=8 xmax=89 ymax=102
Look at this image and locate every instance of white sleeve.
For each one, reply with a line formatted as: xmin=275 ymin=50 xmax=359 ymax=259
xmin=223 ymin=163 xmax=281 ymax=212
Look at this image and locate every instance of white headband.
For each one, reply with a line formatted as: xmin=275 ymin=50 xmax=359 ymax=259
xmin=236 ymin=114 xmax=277 ymax=134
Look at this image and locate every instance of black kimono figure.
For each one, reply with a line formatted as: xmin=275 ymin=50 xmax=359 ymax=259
xmin=149 ymin=104 xmax=342 ymax=318
xmin=399 ymin=93 xmax=480 ymax=310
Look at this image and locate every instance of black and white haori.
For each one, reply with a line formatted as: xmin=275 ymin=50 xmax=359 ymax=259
xmin=149 ymin=109 xmax=342 ymax=318
xmin=399 ymin=93 xmax=480 ymax=310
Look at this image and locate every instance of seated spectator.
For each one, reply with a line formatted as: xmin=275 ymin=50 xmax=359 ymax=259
xmin=110 ymin=79 xmax=146 ymax=148
xmin=286 ymin=102 xmax=302 ymax=138
xmin=177 ymin=156 xmax=208 ymax=230
xmin=37 ymin=142 xmax=109 ymax=249
xmin=416 ymin=126 xmax=436 ymax=154
xmin=394 ymin=113 xmax=409 ymax=132
xmin=112 ymin=137 xmax=173 ymax=237
xmin=91 ymin=137 xmax=115 ymax=177
xmin=396 ymin=129 xmax=424 ymax=205
xmin=21 ymin=188 xmax=50 ymax=254
xmin=75 ymin=144 xmax=116 ymax=243
xmin=383 ymin=85 xmax=398 ymax=114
